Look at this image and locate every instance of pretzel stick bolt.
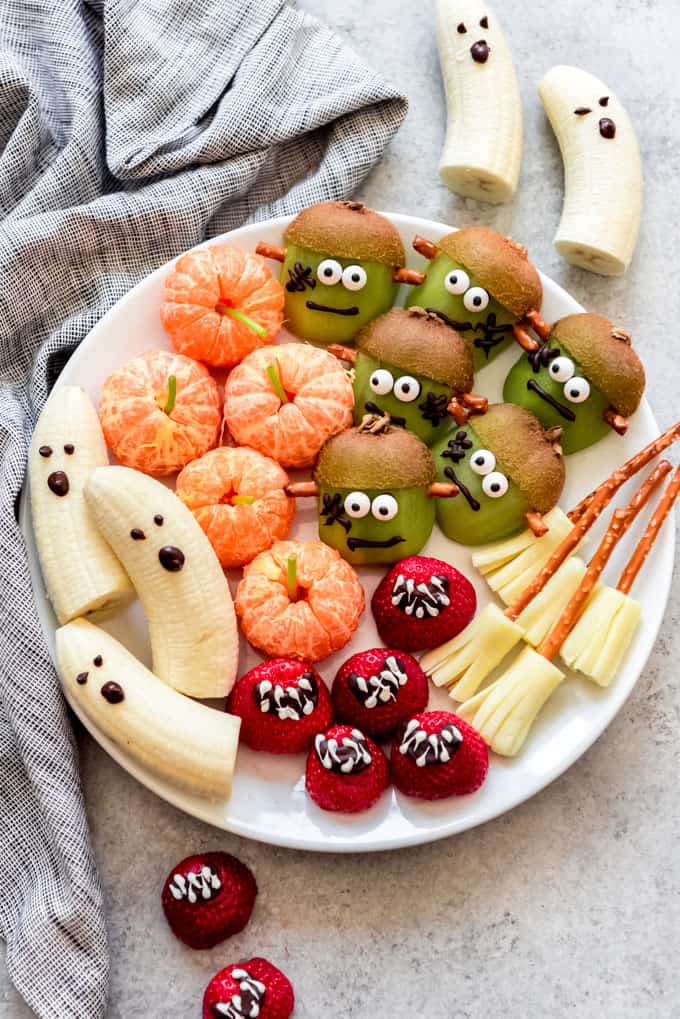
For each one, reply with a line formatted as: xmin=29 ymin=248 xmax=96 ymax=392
xmin=412 ymin=235 xmax=439 ymax=260
xmin=255 ymin=242 xmax=286 ymax=262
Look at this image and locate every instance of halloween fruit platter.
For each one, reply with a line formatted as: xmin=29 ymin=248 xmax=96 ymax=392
xmin=21 ymin=204 xmax=677 ymax=852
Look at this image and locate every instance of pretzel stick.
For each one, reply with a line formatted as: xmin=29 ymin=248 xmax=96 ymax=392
xmin=568 ymin=421 xmax=680 ymax=523
xmin=255 ymin=242 xmax=286 ymax=262
xmin=512 ymin=323 xmax=539 ymax=352
xmin=412 ymin=235 xmax=439 ymax=260
xmin=539 ymin=462 xmax=671 ymax=661
xmin=525 ymin=309 xmax=551 ymax=341
xmin=617 ymin=464 xmax=680 ymax=595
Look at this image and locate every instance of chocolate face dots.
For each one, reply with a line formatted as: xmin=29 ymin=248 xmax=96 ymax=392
xmin=101 ymin=681 xmax=124 ymax=704
xmin=573 ymin=98 xmax=616 ymax=139
xmin=599 ymin=118 xmax=616 ymax=139
xmin=39 ymin=446 xmax=52 ymax=458
xmin=47 ymin=470 xmax=69 ymax=496
xmin=159 ymin=546 xmax=185 ymax=572
xmin=458 ymin=15 xmax=491 ymax=62
xmin=130 ymin=528 xmax=146 ymax=540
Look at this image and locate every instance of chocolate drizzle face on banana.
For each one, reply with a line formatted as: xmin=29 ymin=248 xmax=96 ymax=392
xmin=254 ymin=672 xmax=319 ymax=721
xmin=399 ymin=718 xmax=463 ymax=767
xmin=348 ymin=655 xmax=407 ymax=709
xmin=314 ymin=729 xmax=372 ymax=774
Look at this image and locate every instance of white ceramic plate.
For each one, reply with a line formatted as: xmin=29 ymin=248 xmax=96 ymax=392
xmin=20 ymin=213 xmax=675 ymax=852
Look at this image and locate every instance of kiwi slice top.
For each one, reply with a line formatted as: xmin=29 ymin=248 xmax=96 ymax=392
xmin=356 ymin=307 xmax=474 ymax=391
xmin=550 ymin=314 xmax=645 ymax=417
xmin=284 ymin=201 xmax=405 ymax=267
xmin=472 ymin=404 xmax=565 ymax=513
xmin=438 ymin=226 xmax=542 ymax=320
xmin=315 ymin=421 xmax=436 ymax=490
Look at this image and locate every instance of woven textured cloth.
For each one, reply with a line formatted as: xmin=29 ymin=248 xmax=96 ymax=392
xmin=0 ymin=1 xmax=406 ymax=1014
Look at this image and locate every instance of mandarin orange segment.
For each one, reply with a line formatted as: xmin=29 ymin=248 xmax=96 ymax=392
xmin=175 ymin=446 xmax=295 ymax=568
xmin=99 ymin=349 xmax=221 ymax=476
xmin=223 ymin=343 xmax=354 ymax=468
xmin=160 ymin=244 xmax=284 ymax=368
xmin=235 ymin=539 xmax=364 ymax=662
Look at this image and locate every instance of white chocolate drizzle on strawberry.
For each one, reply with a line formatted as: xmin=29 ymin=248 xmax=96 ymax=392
xmin=254 ymin=672 xmax=318 ymax=721
xmin=169 ymin=865 xmax=221 ymax=904
xmin=399 ymin=719 xmax=463 ymax=767
xmin=314 ymin=729 xmax=371 ymax=774
xmin=391 ymin=573 xmax=450 ymax=618
xmin=348 ymin=655 xmax=407 ymax=709
xmin=212 ymin=968 xmax=266 ymax=1018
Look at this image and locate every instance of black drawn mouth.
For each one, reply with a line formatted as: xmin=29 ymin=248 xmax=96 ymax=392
xmin=443 ymin=466 xmax=480 ymax=512
xmin=364 ymin=401 xmax=406 ymax=427
xmin=346 ymin=535 xmax=406 ymax=551
xmin=527 ymin=379 xmax=575 ymax=422
xmin=306 ymin=300 xmax=359 ymax=316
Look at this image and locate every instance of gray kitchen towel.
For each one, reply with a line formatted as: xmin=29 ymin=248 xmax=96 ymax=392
xmin=0 ymin=1 xmax=406 ymax=1014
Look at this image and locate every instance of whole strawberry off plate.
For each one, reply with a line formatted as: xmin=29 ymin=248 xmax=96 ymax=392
xmin=20 ymin=213 xmax=675 ymax=851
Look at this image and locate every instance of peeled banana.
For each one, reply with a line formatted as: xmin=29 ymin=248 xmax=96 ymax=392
xmin=56 ymin=619 xmax=240 ymax=800
xmin=29 ymin=386 xmax=133 ymax=624
xmin=436 ymin=0 xmax=522 ymax=203
xmin=539 ymin=65 xmax=642 ymax=276
xmin=84 ymin=466 xmax=239 ymax=700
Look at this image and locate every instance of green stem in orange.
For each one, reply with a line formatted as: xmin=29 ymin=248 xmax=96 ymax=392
xmin=163 ymin=375 xmax=177 ymax=415
xmin=231 ymin=494 xmax=255 ymax=506
xmin=222 ymin=306 xmax=267 ymax=337
xmin=286 ymin=554 xmax=298 ymax=602
xmin=266 ymin=361 xmax=289 ymax=404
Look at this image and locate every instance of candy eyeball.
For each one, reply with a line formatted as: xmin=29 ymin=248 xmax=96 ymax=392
xmin=342 ymin=265 xmax=367 ymax=291
xmin=444 ymin=269 xmax=470 ymax=295
xmin=563 ymin=377 xmax=590 ymax=403
xmin=370 ymin=368 xmax=394 ymax=395
xmin=317 ymin=258 xmax=343 ymax=285
xmin=548 ymin=356 xmax=575 ymax=383
xmin=482 ymin=471 xmax=509 ymax=498
xmin=469 ymin=449 xmax=496 ymax=476
xmin=393 ymin=375 xmax=421 ymax=403
xmin=463 ymin=287 xmax=490 ymax=313
xmin=344 ymin=491 xmax=371 ymax=518
xmin=371 ymin=494 xmax=399 ymax=520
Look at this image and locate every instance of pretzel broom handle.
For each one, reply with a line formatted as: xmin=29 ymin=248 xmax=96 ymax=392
xmin=617 ymin=464 xmax=680 ymax=596
xmin=539 ymin=462 xmax=671 ymax=661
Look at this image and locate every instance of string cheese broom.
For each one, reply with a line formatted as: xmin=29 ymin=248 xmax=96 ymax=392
xmin=473 ymin=421 xmax=680 ymax=603
xmin=455 ymin=463 xmax=671 ymax=756
xmin=422 ymin=423 xmax=680 ymax=700
xmin=562 ymin=464 xmax=680 ymax=687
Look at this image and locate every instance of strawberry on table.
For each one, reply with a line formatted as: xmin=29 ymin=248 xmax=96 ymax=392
xmin=227 ymin=659 xmax=333 ymax=754
xmin=390 ymin=710 xmax=488 ymax=800
xmin=162 ymin=852 xmax=257 ymax=950
xmin=331 ymin=648 xmax=428 ymax=741
xmin=203 ymin=957 xmax=294 ymax=1019
xmin=371 ymin=555 xmax=476 ymax=652
xmin=305 ymin=724 xmax=389 ymax=813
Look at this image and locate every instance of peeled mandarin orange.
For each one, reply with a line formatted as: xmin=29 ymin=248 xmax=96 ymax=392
xmin=235 ymin=540 xmax=365 ymax=662
xmin=160 ymin=245 xmax=284 ymax=367
xmin=175 ymin=446 xmax=296 ymax=568
xmin=99 ymin=350 xmax=221 ymax=476
xmin=223 ymin=343 xmax=354 ymax=468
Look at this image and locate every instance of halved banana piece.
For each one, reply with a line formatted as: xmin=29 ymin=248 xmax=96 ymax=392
xmin=57 ymin=619 xmax=240 ymax=800
xmin=436 ymin=0 xmax=522 ymax=203
xmin=561 ymin=586 xmax=641 ymax=687
xmin=29 ymin=386 xmax=133 ymax=624
xmin=84 ymin=465 xmax=238 ymax=699
xmin=539 ymin=65 xmax=642 ymax=276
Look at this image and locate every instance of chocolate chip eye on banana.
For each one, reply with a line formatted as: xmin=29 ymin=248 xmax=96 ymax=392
xmin=256 ymin=201 xmax=424 ymax=346
xmin=504 ymin=312 xmax=646 ymax=454
xmin=328 ymin=306 xmax=488 ymax=447
xmin=286 ymin=416 xmax=458 ymax=566
xmin=431 ymin=403 xmax=566 ymax=546
xmin=405 ymin=225 xmax=544 ymax=372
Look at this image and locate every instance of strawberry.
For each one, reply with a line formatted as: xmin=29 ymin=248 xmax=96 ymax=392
xmin=203 ymin=957 xmax=294 ymax=1019
xmin=305 ymin=724 xmax=389 ymax=813
xmin=162 ymin=852 xmax=257 ymax=950
xmin=390 ymin=711 xmax=488 ymax=800
xmin=227 ymin=658 xmax=333 ymax=754
xmin=331 ymin=648 xmax=428 ymax=741
xmin=371 ymin=555 xmax=476 ymax=652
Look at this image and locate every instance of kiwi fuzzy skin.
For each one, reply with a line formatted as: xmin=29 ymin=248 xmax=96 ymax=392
xmin=314 ymin=424 xmax=436 ymax=491
xmin=284 ymin=201 xmax=405 ymax=267
xmin=282 ymin=243 xmax=398 ymax=345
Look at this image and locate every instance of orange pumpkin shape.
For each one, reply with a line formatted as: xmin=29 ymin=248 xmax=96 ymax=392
xmin=223 ymin=342 xmax=354 ymax=468
xmin=235 ymin=539 xmax=365 ymax=662
xmin=160 ymin=244 xmax=284 ymax=367
xmin=99 ymin=349 xmax=221 ymax=476
xmin=176 ymin=446 xmax=296 ymax=568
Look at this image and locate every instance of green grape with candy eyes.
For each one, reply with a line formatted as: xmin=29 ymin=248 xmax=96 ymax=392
xmin=257 ymin=201 xmax=424 ymax=346
xmin=431 ymin=404 xmax=566 ymax=547
xmin=405 ymin=226 xmax=543 ymax=372
xmin=503 ymin=313 xmax=646 ymax=455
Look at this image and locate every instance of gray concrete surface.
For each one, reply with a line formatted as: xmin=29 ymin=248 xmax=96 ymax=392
xmin=2 ymin=0 xmax=679 ymax=1015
